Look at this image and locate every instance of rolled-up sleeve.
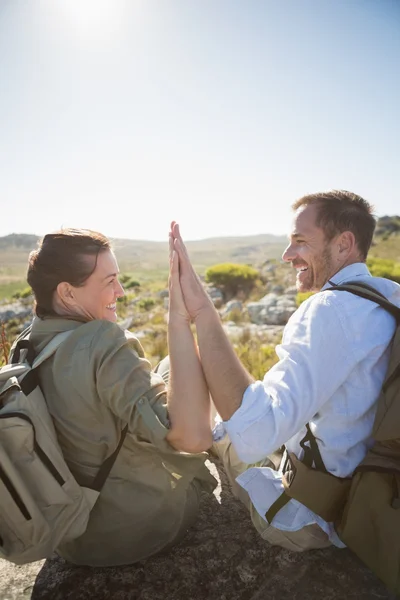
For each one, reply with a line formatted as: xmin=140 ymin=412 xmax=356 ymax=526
xmin=219 ymin=294 xmax=359 ymax=464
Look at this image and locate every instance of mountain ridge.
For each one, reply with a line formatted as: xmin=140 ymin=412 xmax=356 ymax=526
xmin=1 ymin=217 xmax=399 ymax=281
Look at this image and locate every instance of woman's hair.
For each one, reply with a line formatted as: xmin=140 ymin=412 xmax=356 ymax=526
xmin=27 ymin=228 xmax=111 ymax=318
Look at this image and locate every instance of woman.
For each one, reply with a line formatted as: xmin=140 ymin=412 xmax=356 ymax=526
xmin=25 ymin=228 xmax=216 ymax=567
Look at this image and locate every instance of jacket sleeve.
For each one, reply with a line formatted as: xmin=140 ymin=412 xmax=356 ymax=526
xmin=88 ymin=321 xmax=170 ymax=444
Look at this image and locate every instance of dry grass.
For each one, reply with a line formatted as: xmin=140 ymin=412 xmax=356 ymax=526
xmin=0 ymin=322 xmax=10 ymax=366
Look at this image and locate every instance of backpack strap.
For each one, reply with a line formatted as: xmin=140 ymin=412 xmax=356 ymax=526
xmin=265 ymin=279 xmax=400 ymax=525
xmin=11 ymin=328 xmax=72 ymax=368
xmin=264 ymin=424 xmax=326 ymax=523
xmin=327 ymin=280 xmax=400 ymax=323
xmin=89 ymin=425 xmax=128 ymax=493
xmin=31 ymin=331 xmax=75 ymax=369
xmin=9 ymin=324 xmax=33 ymax=364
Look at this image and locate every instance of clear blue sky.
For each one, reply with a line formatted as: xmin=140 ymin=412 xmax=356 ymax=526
xmin=0 ymin=0 xmax=399 ymax=241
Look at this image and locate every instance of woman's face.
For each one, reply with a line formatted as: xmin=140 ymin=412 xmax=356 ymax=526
xmin=69 ymin=249 xmax=125 ymax=322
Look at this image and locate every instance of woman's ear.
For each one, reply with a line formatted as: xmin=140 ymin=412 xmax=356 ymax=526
xmin=55 ymin=282 xmax=76 ymax=307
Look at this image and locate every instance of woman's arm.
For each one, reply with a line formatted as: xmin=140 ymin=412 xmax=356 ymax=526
xmin=165 ymin=232 xmax=213 ymax=453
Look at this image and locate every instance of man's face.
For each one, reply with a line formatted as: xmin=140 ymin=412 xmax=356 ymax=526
xmin=282 ymin=204 xmax=340 ymax=293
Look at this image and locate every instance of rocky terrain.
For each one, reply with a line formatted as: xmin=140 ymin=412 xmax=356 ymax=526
xmin=0 ymin=459 xmax=393 ymax=600
xmin=1 ymin=224 xmax=399 ymax=599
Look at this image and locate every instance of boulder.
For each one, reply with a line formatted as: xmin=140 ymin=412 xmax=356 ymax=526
xmin=0 ymin=459 xmax=392 ymax=600
xmin=247 ymin=294 xmax=297 ymax=326
xmin=0 ymin=301 xmax=32 ymax=323
xmin=206 ymin=286 xmax=224 ymax=308
xmin=220 ymin=300 xmax=243 ymax=318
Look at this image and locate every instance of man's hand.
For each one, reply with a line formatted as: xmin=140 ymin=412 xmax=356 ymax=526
xmin=170 ymin=221 xmax=216 ymax=322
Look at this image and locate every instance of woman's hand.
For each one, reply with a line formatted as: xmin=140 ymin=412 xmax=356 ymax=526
xmin=166 ymin=224 xmax=213 ymax=453
xmin=169 ymin=221 xmax=216 ymax=323
xmin=168 ymin=228 xmax=190 ymax=325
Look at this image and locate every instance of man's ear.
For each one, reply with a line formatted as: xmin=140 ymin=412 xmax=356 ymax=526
xmin=56 ymin=282 xmax=76 ymax=307
xmin=336 ymin=231 xmax=358 ymax=261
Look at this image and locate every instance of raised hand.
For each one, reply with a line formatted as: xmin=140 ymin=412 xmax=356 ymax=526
xmin=168 ymin=228 xmax=190 ymax=324
xmin=170 ymin=221 xmax=216 ymax=322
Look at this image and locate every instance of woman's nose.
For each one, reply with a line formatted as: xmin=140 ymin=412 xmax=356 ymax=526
xmin=116 ymin=280 xmax=125 ymax=297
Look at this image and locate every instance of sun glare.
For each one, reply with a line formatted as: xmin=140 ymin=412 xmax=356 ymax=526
xmin=60 ymin=0 xmax=128 ymax=42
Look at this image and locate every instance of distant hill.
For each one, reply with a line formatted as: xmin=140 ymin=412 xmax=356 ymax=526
xmin=0 ymin=232 xmax=289 ymax=281
xmin=1 ymin=217 xmax=399 ymax=283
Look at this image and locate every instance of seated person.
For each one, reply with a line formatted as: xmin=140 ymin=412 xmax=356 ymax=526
xmin=24 ymin=228 xmax=216 ymax=567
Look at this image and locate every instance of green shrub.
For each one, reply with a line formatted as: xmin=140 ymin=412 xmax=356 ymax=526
xmin=20 ymin=287 xmax=32 ymax=299
xmin=124 ymin=279 xmax=140 ymax=290
xmin=150 ymin=311 xmax=167 ymax=326
xmin=234 ymin=338 xmax=279 ymax=380
xmin=205 ymin=263 xmax=259 ymax=300
xmin=296 ymin=291 xmax=314 ymax=306
xmin=119 ymin=273 xmax=132 ymax=284
xmin=138 ymin=298 xmax=156 ymax=311
xmin=143 ymin=330 xmax=168 ymax=367
xmin=224 ymin=307 xmax=247 ymax=325
xmin=367 ymin=257 xmax=400 ymax=283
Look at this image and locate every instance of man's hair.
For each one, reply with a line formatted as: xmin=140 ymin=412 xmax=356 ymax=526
xmin=27 ymin=228 xmax=111 ymax=318
xmin=292 ymin=190 xmax=376 ymax=260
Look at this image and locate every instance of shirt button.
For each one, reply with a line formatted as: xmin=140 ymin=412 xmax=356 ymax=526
xmin=138 ymin=398 xmax=144 ymax=405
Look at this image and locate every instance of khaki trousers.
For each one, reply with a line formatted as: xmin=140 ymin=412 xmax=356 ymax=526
xmin=213 ymin=433 xmax=332 ymax=552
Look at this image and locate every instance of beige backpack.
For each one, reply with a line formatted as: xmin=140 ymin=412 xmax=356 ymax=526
xmin=0 ymin=329 xmax=126 ymax=564
xmin=265 ymin=282 xmax=400 ymax=594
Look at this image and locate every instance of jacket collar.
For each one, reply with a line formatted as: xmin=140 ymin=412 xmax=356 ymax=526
xmin=30 ymin=316 xmax=86 ymax=353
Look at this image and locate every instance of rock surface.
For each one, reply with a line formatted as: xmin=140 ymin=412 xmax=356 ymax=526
xmin=0 ymin=459 xmax=393 ymax=600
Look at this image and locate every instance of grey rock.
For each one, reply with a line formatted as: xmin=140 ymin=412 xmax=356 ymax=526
xmin=0 ymin=459 xmax=391 ymax=600
xmin=271 ymin=285 xmax=284 ymax=294
xmin=285 ymin=286 xmax=298 ymax=295
xmin=223 ymin=323 xmax=284 ymax=343
xmin=247 ymin=294 xmax=297 ymax=326
xmin=0 ymin=302 xmax=32 ymax=323
xmin=206 ymin=287 xmax=224 ymax=308
xmin=221 ymin=300 xmax=243 ymax=317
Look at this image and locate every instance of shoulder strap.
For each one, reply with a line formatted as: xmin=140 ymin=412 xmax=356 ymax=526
xmin=327 ymin=280 xmax=400 ymax=323
xmin=11 ymin=328 xmax=73 ymax=368
xmin=32 ymin=331 xmax=74 ymax=369
xmin=89 ymin=425 xmax=128 ymax=492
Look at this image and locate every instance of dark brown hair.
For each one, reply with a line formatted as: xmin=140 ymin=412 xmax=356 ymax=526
xmin=27 ymin=228 xmax=111 ymax=318
xmin=292 ymin=190 xmax=376 ymax=260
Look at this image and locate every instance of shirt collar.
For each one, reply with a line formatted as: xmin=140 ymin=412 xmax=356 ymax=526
xmin=321 ymin=262 xmax=371 ymax=291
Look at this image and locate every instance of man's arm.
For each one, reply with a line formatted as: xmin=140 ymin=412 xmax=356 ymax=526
xmin=170 ymin=222 xmax=253 ymax=421
xmin=165 ymin=234 xmax=213 ymax=452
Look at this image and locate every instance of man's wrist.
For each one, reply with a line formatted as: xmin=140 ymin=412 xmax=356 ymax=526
xmin=193 ymin=304 xmax=220 ymax=327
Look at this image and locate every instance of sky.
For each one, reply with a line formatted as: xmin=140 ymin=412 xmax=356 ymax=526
xmin=0 ymin=0 xmax=399 ymax=241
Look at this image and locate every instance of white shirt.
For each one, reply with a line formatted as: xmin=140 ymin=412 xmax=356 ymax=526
xmin=213 ymin=263 xmax=400 ymax=544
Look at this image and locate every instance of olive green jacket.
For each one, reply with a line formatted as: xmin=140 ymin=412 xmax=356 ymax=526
xmin=30 ymin=316 xmax=216 ymax=566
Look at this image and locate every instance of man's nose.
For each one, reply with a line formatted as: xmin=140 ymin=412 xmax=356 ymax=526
xmin=282 ymin=244 xmax=295 ymax=263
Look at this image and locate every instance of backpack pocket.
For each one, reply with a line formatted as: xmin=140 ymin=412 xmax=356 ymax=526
xmin=282 ymin=452 xmax=351 ymax=522
xmin=0 ymin=412 xmax=91 ymax=564
xmin=337 ymin=469 xmax=400 ymax=594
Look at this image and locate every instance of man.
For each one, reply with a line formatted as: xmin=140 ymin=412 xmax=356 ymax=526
xmin=169 ymin=190 xmax=400 ymax=551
